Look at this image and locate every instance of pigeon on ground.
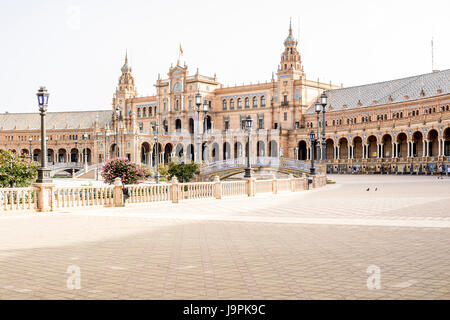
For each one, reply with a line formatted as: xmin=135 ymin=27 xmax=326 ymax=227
xmin=375 ymin=188 xmax=378 ymax=191
xmin=366 ymin=188 xmax=370 ymax=191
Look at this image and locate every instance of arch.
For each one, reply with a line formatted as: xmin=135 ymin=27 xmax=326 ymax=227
xmin=382 ymin=134 xmax=393 ymax=158
xmin=252 ymin=96 xmax=258 ymax=107
xmin=110 ymin=144 xmax=119 ymax=158
xmin=164 ymin=143 xmax=173 ymax=164
xmin=257 ymin=141 xmax=265 ymax=157
xmin=188 ymin=118 xmax=195 ymax=135
xmin=202 ymin=142 xmax=209 ymax=162
xmin=427 ymin=129 xmax=439 ymax=157
xmin=175 ymin=144 xmax=184 ymax=158
xmin=230 ymin=99 xmax=235 ymax=109
xmin=70 ymin=148 xmax=79 ymax=163
xmin=82 ymin=148 xmax=92 ymax=164
xmin=33 ymin=149 xmax=41 ymax=162
xmin=261 ymin=96 xmax=266 ymax=107
xmin=234 ymin=142 xmax=243 ymax=159
xmin=204 ymin=115 xmax=212 ymax=132
xmin=338 ymin=138 xmax=349 ymax=159
xmin=152 ymin=142 xmax=163 ymax=165
xmin=186 ymin=144 xmax=195 ymax=161
xmin=163 ymin=119 xmax=169 ymax=133
xmin=21 ymin=149 xmax=29 ymax=156
xmin=223 ymin=142 xmax=231 ymax=160
xmin=412 ymin=131 xmax=423 ymax=157
xmin=222 ymin=99 xmax=227 ymax=110
xmin=325 ymin=139 xmax=334 ymax=160
xmin=141 ymin=142 xmax=151 ymax=164
xmin=175 ymin=119 xmax=182 ymax=132
xmin=57 ymin=149 xmax=67 ymax=163
xmin=211 ymin=143 xmax=220 ymax=162
xmin=353 ymin=136 xmax=363 ymax=159
xmin=298 ymin=141 xmax=307 ymax=160
xmin=396 ymin=132 xmax=408 ymax=158
xmin=444 ymin=127 xmax=450 ymax=156
xmin=47 ymin=149 xmax=55 ymax=165
xmin=367 ymin=135 xmax=377 ymax=158
xmin=269 ymin=140 xmax=278 ymax=157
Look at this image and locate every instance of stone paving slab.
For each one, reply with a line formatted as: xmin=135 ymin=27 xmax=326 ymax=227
xmin=0 ymin=175 xmax=449 ymax=300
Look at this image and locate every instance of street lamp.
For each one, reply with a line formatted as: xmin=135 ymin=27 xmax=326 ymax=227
xmin=83 ymin=132 xmax=88 ymax=172
xmin=310 ymin=131 xmax=316 ymax=176
xmin=315 ymin=101 xmax=322 ymax=164
xmin=115 ymin=105 xmax=120 ymax=158
xmin=244 ymin=115 xmax=253 ymax=178
xmin=36 ymin=87 xmax=52 ymax=183
xmin=9 ymin=155 xmax=15 ymax=187
xmin=154 ymin=123 xmax=160 ymax=184
xmin=28 ymin=137 xmax=33 ymax=162
xmin=320 ymin=93 xmax=328 ymax=164
xmin=195 ymin=93 xmax=202 ymax=163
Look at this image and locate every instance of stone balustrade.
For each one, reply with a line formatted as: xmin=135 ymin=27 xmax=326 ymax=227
xmin=0 ymin=188 xmax=36 ymax=212
xmin=0 ymin=174 xmax=327 ymax=213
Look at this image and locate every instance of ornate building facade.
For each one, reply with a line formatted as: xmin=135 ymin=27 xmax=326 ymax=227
xmin=1 ymin=23 xmax=449 ymax=175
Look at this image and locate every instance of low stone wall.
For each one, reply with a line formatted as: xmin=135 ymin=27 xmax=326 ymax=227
xmin=0 ymin=175 xmax=327 ymax=213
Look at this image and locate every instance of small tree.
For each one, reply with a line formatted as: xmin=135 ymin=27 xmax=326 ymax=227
xmin=101 ymin=158 xmax=151 ymax=185
xmin=167 ymin=161 xmax=200 ymax=183
xmin=0 ymin=150 xmax=39 ymax=188
xmin=158 ymin=163 xmax=169 ymax=181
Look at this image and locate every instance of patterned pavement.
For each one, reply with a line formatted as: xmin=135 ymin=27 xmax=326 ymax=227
xmin=0 ymin=175 xmax=449 ymax=300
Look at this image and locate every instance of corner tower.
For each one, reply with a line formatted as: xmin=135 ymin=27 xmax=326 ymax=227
xmin=112 ymin=52 xmax=137 ymax=118
xmin=277 ymin=20 xmax=304 ymax=80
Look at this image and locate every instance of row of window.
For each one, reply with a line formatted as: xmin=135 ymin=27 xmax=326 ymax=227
xmin=223 ymin=96 xmax=266 ymax=110
xmin=306 ymin=104 xmax=450 ymax=129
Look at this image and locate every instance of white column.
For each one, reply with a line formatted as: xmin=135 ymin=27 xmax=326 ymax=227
xmin=439 ymin=138 xmax=442 ymax=156
xmin=381 ymin=144 xmax=384 ymax=158
xmin=407 ymin=142 xmax=411 ymax=158
xmin=422 ymin=140 xmax=426 ymax=157
xmin=348 ymin=145 xmax=352 ymax=160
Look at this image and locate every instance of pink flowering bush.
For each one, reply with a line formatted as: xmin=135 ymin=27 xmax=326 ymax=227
xmin=101 ymin=158 xmax=151 ymax=185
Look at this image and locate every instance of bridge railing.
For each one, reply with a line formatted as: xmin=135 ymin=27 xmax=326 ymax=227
xmin=201 ymin=157 xmax=311 ymax=175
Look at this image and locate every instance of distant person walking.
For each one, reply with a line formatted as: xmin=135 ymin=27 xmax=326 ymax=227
xmin=438 ymin=164 xmax=444 ymax=179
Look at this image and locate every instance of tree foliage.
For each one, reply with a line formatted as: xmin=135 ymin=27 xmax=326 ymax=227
xmin=101 ymin=158 xmax=151 ymax=185
xmin=167 ymin=161 xmax=200 ymax=183
xmin=0 ymin=150 xmax=38 ymax=188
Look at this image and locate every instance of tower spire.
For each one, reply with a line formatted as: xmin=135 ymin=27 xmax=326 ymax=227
xmin=125 ymin=50 xmax=128 ymax=65
xmin=289 ymin=17 xmax=292 ymax=35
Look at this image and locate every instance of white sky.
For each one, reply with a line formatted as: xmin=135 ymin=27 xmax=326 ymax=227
xmin=0 ymin=0 xmax=449 ymax=113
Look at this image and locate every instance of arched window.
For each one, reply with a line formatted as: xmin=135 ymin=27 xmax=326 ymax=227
xmin=252 ymin=97 xmax=257 ymax=108
xmin=237 ymin=98 xmax=242 ymax=109
xmin=230 ymin=99 xmax=235 ymax=110
xmin=261 ymin=96 xmax=266 ymax=107
xmin=137 ymin=108 xmax=141 ymax=118
xmin=143 ymin=107 xmax=147 ymax=117
xmin=245 ymin=97 xmax=250 ymax=108
xmin=223 ymin=99 xmax=227 ymax=110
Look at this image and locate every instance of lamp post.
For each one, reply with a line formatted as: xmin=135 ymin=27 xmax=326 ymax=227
xmin=154 ymin=123 xmax=160 ymax=184
xmin=9 ymin=155 xmax=15 ymax=187
xmin=195 ymin=93 xmax=202 ymax=163
xmin=115 ymin=105 xmax=120 ymax=158
xmin=320 ymin=93 xmax=328 ymax=164
xmin=310 ymin=131 xmax=316 ymax=176
xmin=315 ymin=101 xmax=322 ymax=164
xmin=244 ymin=115 xmax=253 ymax=178
xmin=36 ymin=87 xmax=52 ymax=183
xmin=83 ymin=132 xmax=88 ymax=173
xmin=28 ymin=137 xmax=33 ymax=162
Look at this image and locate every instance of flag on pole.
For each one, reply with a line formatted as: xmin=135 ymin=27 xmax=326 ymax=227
xmin=180 ymin=44 xmax=184 ymax=56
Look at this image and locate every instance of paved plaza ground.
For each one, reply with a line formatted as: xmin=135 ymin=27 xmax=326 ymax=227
xmin=0 ymin=175 xmax=449 ymax=300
